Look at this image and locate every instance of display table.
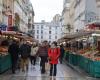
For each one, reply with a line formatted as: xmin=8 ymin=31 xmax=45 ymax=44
xmin=64 ymin=51 xmax=100 ymax=77
xmin=0 ymin=54 xmax=12 ymax=73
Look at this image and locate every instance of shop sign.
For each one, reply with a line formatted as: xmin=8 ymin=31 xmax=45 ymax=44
xmin=0 ymin=24 xmax=7 ymax=31
xmin=8 ymin=15 xmax=13 ymax=31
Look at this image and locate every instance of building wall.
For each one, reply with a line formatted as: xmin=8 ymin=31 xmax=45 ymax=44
xmin=69 ymin=0 xmax=76 ymax=32
xmin=74 ymin=0 xmax=97 ymax=32
xmin=0 ymin=0 xmax=34 ymax=33
xmin=62 ymin=0 xmax=99 ymax=34
xmin=0 ymin=0 xmax=3 ymax=23
xmin=34 ymin=19 xmax=62 ymax=43
xmin=96 ymin=0 xmax=100 ymax=19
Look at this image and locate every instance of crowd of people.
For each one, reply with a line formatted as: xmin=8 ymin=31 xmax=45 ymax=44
xmin=8 ymin=40 xmax=65 ymax=80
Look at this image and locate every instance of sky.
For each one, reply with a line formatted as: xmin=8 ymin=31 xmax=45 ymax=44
xmin=30 ymin=0 xmax=63 ymax=22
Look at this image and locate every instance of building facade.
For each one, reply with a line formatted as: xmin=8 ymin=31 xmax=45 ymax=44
xmin=62 ymin=0 xmax=72 ymax=37
xmin=34 ymin=15 xmax=62 ymax=43
xmin=74 ymin=0 xmax=97 ymax=32
xmin=0 ymin=0 xmax=34 ymax=33
xmin=96 ymin=0 xmax=100 ymax=19
xmin=62 ymin=0 xmax=100 ymax=34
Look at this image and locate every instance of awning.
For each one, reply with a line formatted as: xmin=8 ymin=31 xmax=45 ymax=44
xmin=58 ymin=31 xmax=93 ymax=43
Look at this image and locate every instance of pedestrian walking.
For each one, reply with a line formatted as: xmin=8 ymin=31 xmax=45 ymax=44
xmin=19 ymin=40 xmax=31 ymax=72
xmin=8 ymin=40 xmax=19 ymax=74
xmin=59 ymin=44 xmax=65 ymax=64
xmin=30 ymin=44 xmax=38 ymax=68
xmin=48 ymin=41 xmax=60 ymax=80
xmin=37 ymin=41 xmax=48 ymax=74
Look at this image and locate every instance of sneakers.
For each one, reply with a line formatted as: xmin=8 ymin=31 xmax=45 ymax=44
xmin=53 ymin=76 xmax=56 ymax=80
xmin=49 ymin=76 xmax=56 ymax=80
xmin=49 ymin=76 xmax=52 ymax=80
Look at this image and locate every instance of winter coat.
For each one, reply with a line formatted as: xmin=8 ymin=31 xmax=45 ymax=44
xmin=19 ymin=44 xmax=31 ymax=58
xmin=8 ymin=43 xmax=19 ymax=59
xmin=31 ymin=47 xmax=38 ymax=56
xmin=60 ymin=47 xmax=65 ymax=58
xmin=48 ymin=48 xmax=60 ymax=64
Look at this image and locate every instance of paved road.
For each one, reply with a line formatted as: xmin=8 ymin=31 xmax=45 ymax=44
xmin=0 ymin=62 xmax=100 ymax=80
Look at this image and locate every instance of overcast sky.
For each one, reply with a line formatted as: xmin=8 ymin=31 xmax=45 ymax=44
xmin=30 ymin=0 xmax=63 ymax=22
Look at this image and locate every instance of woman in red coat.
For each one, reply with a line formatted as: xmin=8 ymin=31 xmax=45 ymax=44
xmin=48 ymin=41 xmax=60 ymax=80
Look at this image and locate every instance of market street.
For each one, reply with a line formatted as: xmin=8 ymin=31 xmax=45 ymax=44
xmin=0 ymin=62 xmax=99 ymax=80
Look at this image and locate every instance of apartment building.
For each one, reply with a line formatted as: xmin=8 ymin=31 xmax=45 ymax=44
xmin=0 ymin=0 xmax=34 ymax=33
xmin=34 ymin=15 xmax=62 ymax=43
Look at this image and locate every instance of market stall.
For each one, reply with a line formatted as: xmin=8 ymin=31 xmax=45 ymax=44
xmin=0 ymin=31 xmax=15 ymax=73
xmin=61 ymin=30 xmax=100 ymax=77
xmin=0 ymin=31 xmax=37 ymax=73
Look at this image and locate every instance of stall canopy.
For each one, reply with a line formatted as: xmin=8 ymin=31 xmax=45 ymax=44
xmin=58 ymin=31 xmax=94 ymax=43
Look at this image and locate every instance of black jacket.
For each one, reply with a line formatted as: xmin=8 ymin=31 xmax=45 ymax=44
xmin=8 ymin=43 xmax=19 ymax=59
xmin=60 ymin=47 xmax=65 ymax=57
xmin=19 ymin=44 xmax=31 ymax=58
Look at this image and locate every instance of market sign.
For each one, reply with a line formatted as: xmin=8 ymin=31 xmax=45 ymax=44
xmin=7 ymin=15 xmax=13 ymax=31
xmin=0 ymin=24 xmax=7 ymax=31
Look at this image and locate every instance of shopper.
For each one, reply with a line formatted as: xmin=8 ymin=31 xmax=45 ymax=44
xmin=59 ymin=44 xmax=65 ymax=64
xmin=48 ymin=41 xmax=60 ymax=80
xmin=8 ymin=40 xmax=19 ymax=74
xmin=19 ymin=40 xmax=30 ymax=72
xmin=37 ymin=41 xmax=48 ymax=74
xmin=30 ymin=45 xmax=38 ymax=68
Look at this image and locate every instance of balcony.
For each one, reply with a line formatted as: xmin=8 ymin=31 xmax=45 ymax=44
xmin=2 ymin=4 xmax=12 ymax=15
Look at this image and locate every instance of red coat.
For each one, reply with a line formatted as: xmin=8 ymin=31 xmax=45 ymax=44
xmin=48 ymin=48 xmax=60 ymax=64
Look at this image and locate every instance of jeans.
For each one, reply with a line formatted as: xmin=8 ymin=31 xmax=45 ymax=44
xmin=21 ymin=58 xmax=29 ymax=71
xmin=50 ymin=64 xmax=57 ymax=76
xmin=30 ymin=56 xmax=36 ymax=65
xmin=11 ymin=57 xmax=18 ymax=73
xmin=40 ymin=56 xmax=47 ymax=73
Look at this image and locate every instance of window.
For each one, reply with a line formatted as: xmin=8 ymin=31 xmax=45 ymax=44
xmin=49 ymin=35 xmax=51 ymax=39
xmin=32 ymin=26 xmax=34 ymax=29
xmin=56 ymin=26 xmax=57 ymax=29
xmin=49 ymin=31 xmax=51 ymax=34
xmin=37 ymin=25 xmax=39 ymax=29
xmin=41 ymin=36 xmax=43 ymax=39
xmin=37 ymin=30 xmax=39 ymax=34
xmin=37 ymin=35 xmax=39 ymax=39
xmin=49 ymin=41 xmax=51 ymax=43
xmin=49 ymin=27 xmax=51 ymax=30
xmin=55 ymin=31 xmax=57 ymax=34
xmin=41 ymin=30 xmax=43 ymax=34
xmin=55 ymin=36 xmax=57 ymax=39
xmin=41 ymin=25 xmax=43 ymax=29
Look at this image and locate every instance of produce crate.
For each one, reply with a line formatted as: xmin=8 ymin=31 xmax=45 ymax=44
xmin=83 ymin=58 xmax=90 ymax=72
xmin=89 ymin=60 xmax=100 ymax=77
xmin=69 ymin=53 xmax=73 ymax=64
xmin=0 ymin=54 xmax=12 ymax=73
xmin=65 ymin=51 xmax=70 ymax=62
xmin=78 ymin=55 xmax=85 ymax=69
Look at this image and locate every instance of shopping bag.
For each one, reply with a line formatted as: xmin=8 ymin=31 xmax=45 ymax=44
xmin=45 ymin=62 xmax=50 ymax=71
